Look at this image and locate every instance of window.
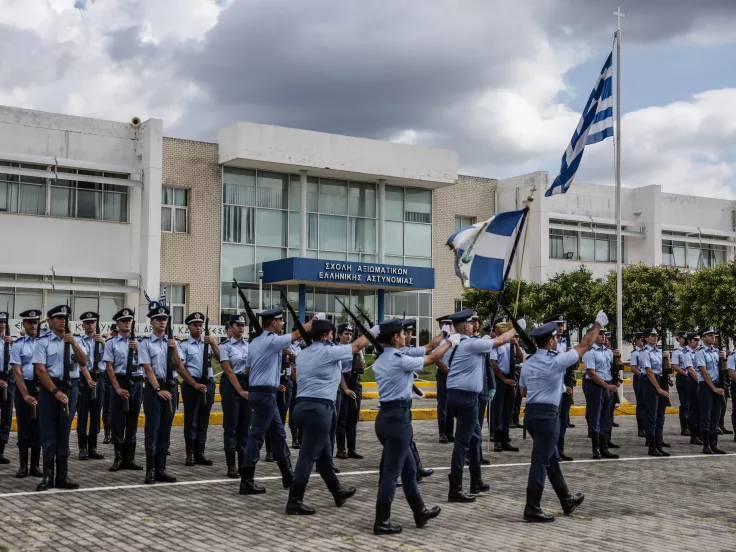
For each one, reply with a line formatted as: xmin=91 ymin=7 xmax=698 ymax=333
xmin=454 ymin=300 xmax=466 ymax=312
xmin=404 ymin=188 xmax=431 ymax=223
xmin=549 ymin=220 xmax=623 ymax=263
xmin=662 ymin=233 xmax=728 ymax=268
xmin=161 ymin=187 xmax=188 ymax=233
xmin=161 ymin=284 xmax=186 ymax=324
xmin=455 ymin=216 xmax=476 ymax=232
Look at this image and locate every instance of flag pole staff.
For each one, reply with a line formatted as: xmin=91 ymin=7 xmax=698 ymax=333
xmin=614 ymin=6 xmax=625 ymax=404
xmin=513 ymin=187 xmax=536 ymax=317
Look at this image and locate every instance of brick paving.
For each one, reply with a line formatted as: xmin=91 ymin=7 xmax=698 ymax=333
xmin=0 ymin=414 xmax=734 ymax=551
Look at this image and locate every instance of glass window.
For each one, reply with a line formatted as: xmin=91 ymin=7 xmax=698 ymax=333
xmin=160 ymin=284 xmax=186 ymax=325
xmin=222 ymin=243 xmax=256 ymax=283
xmin=319 ymin=179 xmax=348 ymax=216
xmin=257 ymin=209 xmax=287 ymax=247
xmin=580 ymin=235 xmax=595 ymax=261
xmin=404 ymin=188 xmax=431 ymax=223
xmin=256 ymin=246 xmax=286 ymax=273
xmin=349 ymin=182 xmax=376 ymax=218
xmin=73 ymin=296 xmax=98 ymax=319
xmin=385 ymin=186 xmax=404 ymax=221
xmin=417 ymin=317 xmax=430 ymax=346
xmin=0 ymin=291 xmax=14 ymax=318
xmin=595 ymin=239 xmax=610 ymax=262
xmin=288 ymin=212 xmax=300 ymax=248
xmin=99 ymin=294 xmax=124 ymax=320
xmin=15 ymin=293 xmax=43 ymax=317
xmin=257 ymin=172 xmax=288 ymax=209
xmin=18 ymin=183 xmax=46 ymax=215
xmin=349 ymin=218 xmax=376 ymax=254
xmin=405 ymin=293 xmax=419 ymax=317
xmin=687 ymin=245 xmax=701 ymax=269
xmin=288 ymin=212 xmax=318 ymax=250
xmin=386 ymin=255 xmax=403 ymax=265
xmin=288 ymin=176 xmax=300 ymax=211
xmin=319 ymin=215 xmax=347 ymax=251
xmin=223 ymin=205 xmax=255 ymax=244
xmin=385 ymin=222 xmax=403 ymax=255
xmin=404 ymin=223 xmax=431 ymax=258
xmin=223 ymin=169 xmax=256 ymax=207
xmin=455 ymin=216 xmax=476 ymax=232
xmin=320 ymin=251 xmax=347 ymax=261
xmin=405 ymin=257 xmax=432 ymax=267
xmin=161 ymin=187 xmax=188 ymax=233
xmin=50 ymin=184 xmax=75 ymax=217
xmin=419 ymin=292 xmax=431 ymax=317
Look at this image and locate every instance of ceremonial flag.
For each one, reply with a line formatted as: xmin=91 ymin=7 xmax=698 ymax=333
xmin=447 ymin=209 xmax=527 ymax=291
xmin=545 ymin=51 xmax=614 ymax=197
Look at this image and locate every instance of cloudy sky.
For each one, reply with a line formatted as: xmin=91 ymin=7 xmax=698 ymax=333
xmin=2 ymin=0 xmax=735 ymax=198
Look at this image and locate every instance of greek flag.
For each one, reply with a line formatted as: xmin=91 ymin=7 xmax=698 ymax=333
xmin=545 ymin=52 xmax=614 ymax=197
xmin=447 ymin=209 xmax=527 ymax=291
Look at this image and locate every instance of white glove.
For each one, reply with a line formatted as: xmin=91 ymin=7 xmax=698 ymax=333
xmin=482 ymin=335 xmax=492 ymax=341
xmin=369 ymin=325 xmax=380 ymax=337
xmin=315 ymin=312 xmax=326 ymax=320
xmin=441 ymin=324 xmax=451 ymax=336
xmin=595 ymin=310 xmax=609 ymax=327
xmin=448 ymin=333 xmax=462 ymax=346
xmin=517 ymin=319 xmax=526 ymax=331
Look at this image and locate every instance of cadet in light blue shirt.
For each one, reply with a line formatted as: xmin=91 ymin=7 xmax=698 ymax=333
xmin=628 ymin=332 xmax=645 ymax=437
xmin=0 ymin=312 xmax=13 ymax=454
xmin=581 ymin=332 xmax=620 ymax=459
xmin=74 ymin=312 xmax=107 ymax=462
xmin=693 ymin=327 xmax=727 ymax=451
xmin=671 ymin=332 xmax=692 ymax=436
xmin=241 ymin=308 xmax=313 ymax=494
xmin=518 ymin=311 xmax=607 ymax=523
xmin=637 ymin=328 xmax=671 ymax=456
xmin=489 ymin=317 xmax=525 ymax=451
xmin=335 ymin=324 xmax=364 ymax=459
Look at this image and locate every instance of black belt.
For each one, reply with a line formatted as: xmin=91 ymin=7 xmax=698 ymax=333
xmin=296 ymin=397 xmax=333 ymax=405
xmin=447 ymin=388 xmax=479 ymax=398
xmin=187 ymin=377 xmax=214 ymax=386
xmin=250 ymin=386 xmax=278 ymax=394
xmin=51 ymin=377 xmax=79 ymax=384
xmin=117 ymin=374 xmax=145 ymax=383
xmin=380 ymin=400 xmax=412 ymax=410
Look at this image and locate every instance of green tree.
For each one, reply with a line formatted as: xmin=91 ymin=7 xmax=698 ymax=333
xmin=541 ymin=266 xmax=597 ymax=339
xmin=677 ymin=262 xmax=736 ymax=340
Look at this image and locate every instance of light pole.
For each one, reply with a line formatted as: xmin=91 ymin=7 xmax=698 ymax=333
xmin=258 ymin=269 xmax=264 ymax=312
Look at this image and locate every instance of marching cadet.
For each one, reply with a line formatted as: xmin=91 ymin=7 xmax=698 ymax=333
xmin=518 ymin=311 xmax=606 ymax=522
xmin=139 ymin=304 xmax=181 ymax=484
xmin=490 ymin=317 xmax=524 ymax=453
xmin=445 ymin=309 xmax=517 ymax=503
xmin=102 ymin=323 xmax=119 ymax=444
xmin=288 ymin=331 xmax=302 ymax=449
xmin=693 ymin=327 xmax=727 ymax=454
xmin=33 ymin=305 xmax=89 ymax=491
xmin=219 ymin=314 xmax=250 ymax=478
xmin=103 ymin=308 xmax=144 ymax=472
xmin=684 ymin=332 xmax=702 ymax=444
xmin=478 ymin=326 xmax=495 ymax=465
xmin=434 ymin=315 xmax=454 ymax=443
xmin=265 ymin=329 xmax=295 ymax=462
xmin=582 ymin=330 xmax=619 ymax=459
xmin=629 ymin=332 xmax=646 ymax=438
xmin=0 ymin=311 xmax=14 ymax=465
xmin=285 ymin=319 xmax=369 ymax=515
xmin=240 ymin=308 xmax=312 ymax=495
xmin=11 ymin=310 xmax=43 ymax=478
xmin=178 ymin=311 xmax=219 ymax=467
xmin=372 ymin=319 xmax=451 ymax=535
xmin=335 ymin=324 xmax=364 ymax=460
xmin=671 ymin=331 xmax=691 ymax=436
xmin=549 ymin=315 xmax=575 ymax=462
xmin=727 ymin=339 xmax=736 ymax=440
xmin=637 ymin=329 xmax=671 ymax=457
xmin=75 ymin=312 xmax=107 ymax=461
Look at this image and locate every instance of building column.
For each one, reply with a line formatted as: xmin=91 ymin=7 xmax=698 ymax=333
xmin=377 ymin=179 xmax=386 ymax=264
xmin=377 ymin=289 xmax=385 ymax=323
xmin=298 ymin=284 xmax=306 ymax=322
xmin=299 ymin=170 xmax=308 ymax=257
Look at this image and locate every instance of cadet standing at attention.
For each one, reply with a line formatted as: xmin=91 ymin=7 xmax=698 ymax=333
xmin=518 ymin=311 xmax=605 ymax=522
xmin=33 ymin=305 xmax=89 ymax=491
xmin=10 ymin=310 xmax=43 ymax=478
xmin=0 ymin=311 xmax=14 ymax=466
xmin=219 ymin=314 xmax=250 ymax=478
xmin=490 ymin=317 xmax=524 ymax=453
xmin=549 ymin=315 xmax=575 ymax=462
xmin=582 ymin=330 xmax=619 ymax=460
xmin=335 ymin=324 xmax=364 ymax=460
xmin=629 ymin=332 xmax=645 ymax=438
xmin=694 ymin=327 xmax=727 ymax=454
xmin=285 ymin=319 xmax=369 ymax=515
xmin=434 ymin=315 xmax=454 ymax=443
xmin=102 ymin=323 xmax=119 ymax=444
xmin=684 ymin=332 xmax=702 ymax=444
xmin=372 ymin=318 xmax=451 ymax=535
xmin=671 ymin=332 xmax=691 ymax=436
xmin=288 ymin=331 xmax=303 ymax=449
xmin=637 ymin=329 xmax=671 ymax=457
xmin=103 ymin=308 xmax=144 ymax=472
xmin=178 ymin=311 xmax=219 ymax=467
xmin=445 ymin=309 xmax=518 ymax=503
xmin=75 ymin=312 xmax=107 ymax=461
xmin=240 ymin=308 xmax=312 ymax=495
xmin=727 ymin=340 xmax=736 ymax=439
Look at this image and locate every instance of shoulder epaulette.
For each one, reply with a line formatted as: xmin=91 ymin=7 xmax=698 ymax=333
xmin=393 ymin=352 xmax=402 ymax=357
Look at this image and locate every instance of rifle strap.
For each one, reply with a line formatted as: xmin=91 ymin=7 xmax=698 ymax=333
xmin=447 ymin=343 xmax=460 ymax=368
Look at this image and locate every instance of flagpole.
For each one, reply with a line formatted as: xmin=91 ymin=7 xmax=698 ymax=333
xmin=614 ymin=6 xmax=625 ymax=404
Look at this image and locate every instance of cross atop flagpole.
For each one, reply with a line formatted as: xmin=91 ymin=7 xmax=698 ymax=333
xmin=614 ymin=6 xmax=625 ymax=403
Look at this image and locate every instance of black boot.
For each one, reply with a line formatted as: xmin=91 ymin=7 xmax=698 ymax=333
xmin=347 ymin=449 xmax=364 ymax=460
xmin=607 ymin=432 xmax=620 ymax=449
xmin=439 ymin=433 xmax=448 ymax=444
xmin=325 ymin=473 xmax=356 ymax=507
xmin=469 ymin=466 xmax=490 ymax=493
xmin=501 ymin=431 xmax=519 ymax=452
xmin=720 ymin=425 xmax=733 ymax=435
xmin=36 ymin=458 xmax=55 ymax=491
xmin=109 ymin=444 xmax=124 ymax=472
xmin=690 ymin=425 xmax=703 ymax=445
xmin=373 ymin=500 xmax=402 ymax=535
xmin=265 ymin=450 xmax=275 ymax=462
xmin=78 ymin=434 xmax=89 ymax=461
xmin=523 ymin=488 xmax=554 ymax=522
xmin=600 ymin=437 xmax=619 ymax=459
xmin=335 ymin=448 xmax=348 ymax=460
xmin=88 ymin=434 xmax=104 ymax=460
xmin=277 ymin=457 xmax=293 ymax=489
xmin=637 ymin=421 xmax=645 ymax=438
xmin=567 ymin=421 xmax=575 ymax=428
xmin=611 ymin=419 xmax=619 ymax=428
xmin=291 ymin=434 xmax=300 ymax=449
xmin=103 ymin=427 xmax=111 ymax=444
xmin=647 ymin=436 xmax=662 ymax=457
xmin=225 ymin=450 xmax=239 ymax=478
xmin=194 ymin=442 xmax=213 ymax=466
xmin=717 ymin=426 xmax=723 ymax=435
xmin=702 ymin=431 xmax=713 ymax=454
xmin=493 ymin=431 xmax=503 ymax=452
xmin=417 ymin=466 xmax=434 ymax=479
xmin=591 ymin=435 xmax=601 ymax=459
xmin=16 ymin=447 xmax=29 ymax=478
xmin=406 ymin=494 xmax=441 ymax=528
xmin=285 ymin=482 xmax=316 ymax=515
xmin=30 ymin=447 xmax=43 ymax=477
xmin=446 ymin=433 xmax=455 ymax=443
xmin=144 ymin=454 xmax=156 ymax=484
xmin=0 ymin=440 xmax=9 ymax=464
xmin=681 ymin=426 xmax=691 ymax=436
xmin=447 ymin=472 xmax=475 ymax=503
xmin=155 ymin=451 xmax=177 ymax=482
xmin=512 ymin=414 xmax=523 ymax=429
xmin=655 ymin=435 xmax=670 ymax=457
xmin=557 ymin=443 xmax=573 ymax=462
xmin=710 ymin=432 xmax=727 ymax=454
xmin=122 ymin=443 xmax=142 ymax=470
xmin=240 ymin=465 xmax=266 ymax=495
xmin=553 ymin=484 xmax=584 ymax=515
xmin=55 ymin=457 xmax=79 ymax=490
xmin=185 ymin=439 xmax=195 ymax=466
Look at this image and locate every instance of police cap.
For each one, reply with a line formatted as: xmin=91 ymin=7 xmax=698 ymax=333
xmin=448 ymin=309 xmax=475 ymax=324
xmin=543 ymin=314 xmax=565 ymax=324
xmin=435 ymin=314 xmax=452 ymax=324
xmin=0 ymin=311 xmax=8 ymax=323
xmin=642 ymin=328 xmax=659 ymax=338
xmin=47 ymin=304 xmax=71 ymax=319
xmin=403 ymin=319 xmax=417 ymax=329
xmin=313 ymin=319 xmax=335 ymax=332
xmin=686 ymin=332 xmax=700 ymax=341
xmin=633 ymin=331 xmax=644 ymax=340
xmin=147 ymin=304 xmax=170 ymax=320
xmin=80 ymin=311 xmax=99 ymax=323
xmin=530 ymin=321 xmax=558 ymax=341
xmin=337 ymin=324 xmax=353 ymax=334
xmin=229 ymin=314 xmax=247 ymax=326
xmin=378 ymin=318 xmax=405 ymax=337
xmin=112 ymin=308 xmax=134 ymax=322
xmin=699 ymin=326 xmax=716 ymax=336
xmin=185 ymin=312 xmax=205 ymax=325
xmin=258 ymin=308 xmax=284 ymax=321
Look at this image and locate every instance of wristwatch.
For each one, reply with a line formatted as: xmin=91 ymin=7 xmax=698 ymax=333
xmin=155 ymin=386 xmax=162 ymax=393
xmin=51 ymin=387 xmax=59 ymax=395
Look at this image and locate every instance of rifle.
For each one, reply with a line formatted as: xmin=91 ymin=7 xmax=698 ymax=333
xmin=122 ymin=316 xmax=136 ymax=413
xmin=356 ymin=305 xmax=373 ymax=328
xmin=1 ymin=320 xmax=9 ymax=404
xmin=563 ymin=330 xmax=576 ymax=407
xmin=165 ymin=317 xmax=175 ymax=415
xmin=279 ymin=291 xmax=312 ymax=347
xmin=91 ymin=315 xmax=102 ymax=401
xmin=660 ymin=339 xmax=672 ymax=408
xmin=201 ymin=307 xmax=210 ymax=406
xmin=61 ymin=309 xmax=73 ymax=417
xmin=233 ymin=279 xmax=262 ymax=338
xmin=717 ymin=334 xmax=728 ymax=409
xmin=611 ymin=333 xmax=623 ymax=405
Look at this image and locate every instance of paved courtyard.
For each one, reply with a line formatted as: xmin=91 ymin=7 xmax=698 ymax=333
xmin=1 ymin=414 xmax=735 ymax=552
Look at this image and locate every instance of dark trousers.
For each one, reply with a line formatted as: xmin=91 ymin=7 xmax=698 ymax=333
xmin=583 ymin=379 xmax=613 ymax=436
xmin=329 ymin=389 xmax=342 ymax=455
xmin=697 ymin=381 xmax=722 ymax=433
xmin=491 ymin=377 xmax=514 ymax=432
xmin=525 ymin=403 xmax=565 ymax=491
xmin=557 ymin=393 xmax=572 ymax=451
xmin=375 ymin=405 xmax=418 ymax=502
xmin=513 ymin=386 xmax=522 ymax=418
xmin=633 ymin=374 xmax=644 ymax=427
xmin=0 ymin=377 xmax=16 ymax=442
xmin=292 ymin=400 xmax=338 ymax=486
xmin=38 ymin=380 xmax=79 ymax=463
xmin=76 ymin=379 xmax=104 ymax=437
xmin=446 ymin=389 xmax=481 ymax=475
xmin=436 ymin=371 xmax=454 ymax=436
xmin=14 ymin=380 xmax=41 ymax=448
xmin=687 ymin=376 xmax=701 ymax=430
xmin=220 ymin=375 xmax=250 ymax=461
xmin=110 ymin=380 xmax=143 ymax=445
xmin=477 ymin=397 xmax=488 ymax=458
xmin=143 ymin=383 xmax=174 ymax=455
xmin=730 ymin=381 xmax=736 ymax=431
xmin=639 ymin=376 xmax=665 ymax=437
xmin=182 ymin=379 xmax=215 ymax=445
xmin=675 ymin=373 xmax=690 ymax=427
xmin=337 ymin=382 xmax=362 ymax=452
xmin=102 ymin=374 xmax=113 ymax=431
xmin=266 ymin=379 xmax=292 ymax=454
xmin=288 ymin=380 xmax=300 ymax=442
xmin=243 ymin=390 xmax=290 ymax=467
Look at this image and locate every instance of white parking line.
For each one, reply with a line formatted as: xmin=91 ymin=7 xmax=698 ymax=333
xmin=0 ymin=453 xmax=733 ymax=499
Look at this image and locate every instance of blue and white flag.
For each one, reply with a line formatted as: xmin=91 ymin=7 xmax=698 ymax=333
xmin=447 ymin=209 xmax=527 ymax=291
xmin=545 ymin=52 xmax=614 ymax=197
